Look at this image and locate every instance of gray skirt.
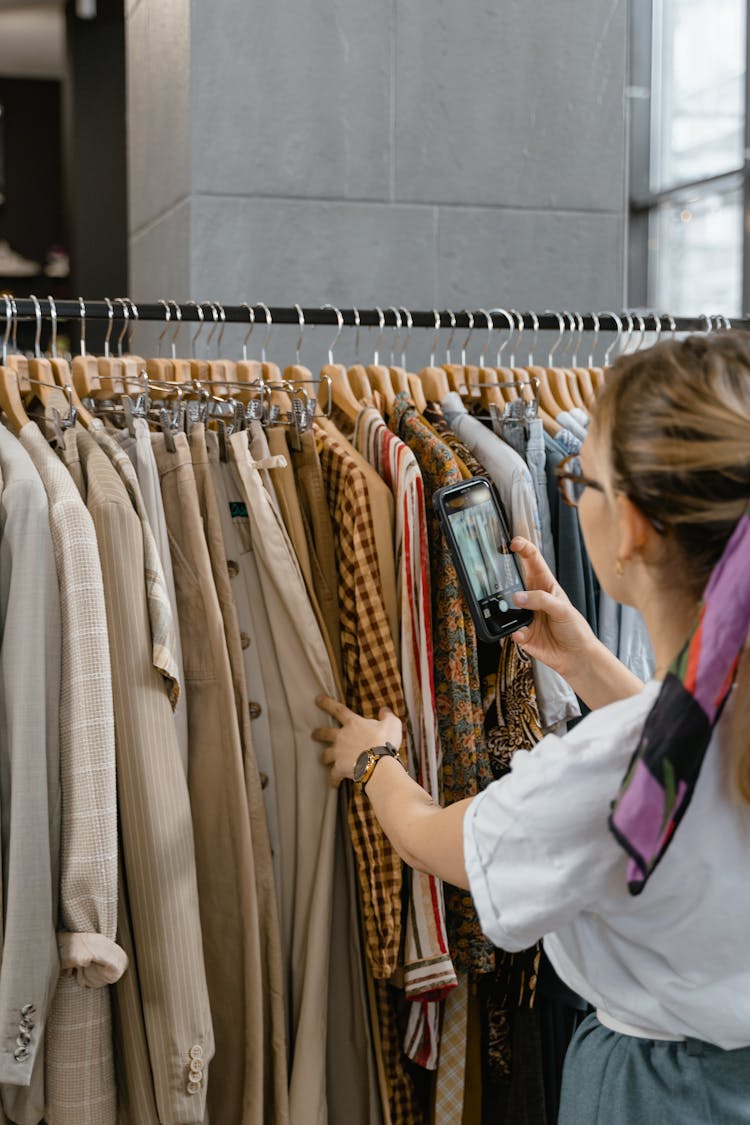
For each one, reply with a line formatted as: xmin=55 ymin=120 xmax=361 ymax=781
xmin=558 ymin=1013 xmax=750 ymax=1125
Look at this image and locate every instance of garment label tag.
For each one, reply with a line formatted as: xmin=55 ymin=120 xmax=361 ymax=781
xmin=229 ymin=501 xmax=248 ymax=518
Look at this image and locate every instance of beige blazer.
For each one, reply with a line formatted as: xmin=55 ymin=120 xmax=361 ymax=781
xmin=0 ymin=424 xmax=61 ymax=1125
xmin=70 ymin=430 xmax=213 ymax=1125
xmin=154 ymin=428 xmax=289 ymax=1125
xmin=19 ymin=422 xmax=121 ymax=1125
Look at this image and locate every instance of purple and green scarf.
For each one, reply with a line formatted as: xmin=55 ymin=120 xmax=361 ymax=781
xmin=609 ymin=504 xmax=750 ymax=895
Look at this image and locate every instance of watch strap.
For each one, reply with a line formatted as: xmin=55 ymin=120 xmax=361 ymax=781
xmin=357 ymin=742 xmax=399 ymax=790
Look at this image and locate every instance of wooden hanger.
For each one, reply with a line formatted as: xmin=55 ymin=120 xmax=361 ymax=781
xmin=348 ymin=363 xmax=374 ymax=403
xmin=0 ymin=366 xmax=30 ymax=432
xmin=417 ymin=365 xmax=451 ymax=402
xmin=365 ymin=364 xmax=395 ymax=410
xmin=320 ymin=362 xmax=360 ymax=423
xmin=50 ymin=357 xmax=93 ymax=427
xmin=316 ymin=308 xmax=367 ymax=421
xmin=406 ymin=373 xmax=427 ymax=414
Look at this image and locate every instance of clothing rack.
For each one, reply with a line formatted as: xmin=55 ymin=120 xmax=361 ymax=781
xmin=0 ymin=301 xmax=745 ymax=333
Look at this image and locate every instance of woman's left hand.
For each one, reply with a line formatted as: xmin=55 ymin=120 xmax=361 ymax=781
xmin=312 ymin=695 xmax=403 ymax=788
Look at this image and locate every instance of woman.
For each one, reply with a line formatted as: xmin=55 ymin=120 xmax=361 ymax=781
xmin=312 ymin=332 xmax=750 ymax=1123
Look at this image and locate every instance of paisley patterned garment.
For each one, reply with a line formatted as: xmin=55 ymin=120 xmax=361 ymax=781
xmin=390 ymin=393 xmax=495 ymax=975
xmin=425 ymin=400 xmax=546 ymax=1078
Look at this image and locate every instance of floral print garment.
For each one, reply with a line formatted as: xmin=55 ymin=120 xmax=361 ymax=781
xmin=390 ymin=393 xmax=494 ymax=975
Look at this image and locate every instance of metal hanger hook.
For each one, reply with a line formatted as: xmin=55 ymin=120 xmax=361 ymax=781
xmin=351 ymin=307 xmax=361 ymax=360
xmin=508 ymin=310 xmax=524 ymax=367
xmin=399 ymin=307 xmax=412 ymax=367
xmin=460 ymin=310 xmax=475 ymax=366
xmin=547 ymin=310 xmax=565 ymax=365
xmin=257 ymin=302 xmax=272 ymax=363
xmin=2 ymin=294 xmax=11 ymax=364
xmin=157 ymin=300 xmax=171 ymax=356
xmin=9 ymin=297 xmax=18 ymax=353
xmin=372 ymin=306 xmax=385 ymax=365
xmin=633 ymin=313 xmax=646 ymax=352
xmin=205 ymin=302 xmax=220 ymax=351
xmin=127 ymin=299 xmax=139 ymax=354
xmin=294 ymin=304 xmax=305 ymax=363
xmin=186 ymin=301 xmax=205 ymax=358
xmin=30 ymin=294 xmax=42 ymax=358
xmin=526 ymin=311 xmax=539 ymax=366
xmin=445 ymin=310 xmax=457 ymax=364
xmin=322 ymin=304 xmax=343 ymax=364
xmin=386 ymin=306 xmax=402 ymax=365
xmin=588 ymin=312 xmax=600 ymax=367
xmin=47 ymin=294 xmax=58 ymax=358
xmin=559 ymin=310 xmax=580 ymax=362
xmin=240 ymin=304 xmax=255 ymax=361
xmin=103 ymin=297 xmax=115 ymax=358
xmin=602 ymin=312 xmax=623 ymax=366
xmin=213 ymin=303 xmax=227 ymax=354
xmin=430 ymin=309 xmax=440 ymax=367
xmin=78 ymin=296 xmax=87 ymax=357
xmin=169 ymin=300 xmax=182 ymax=359
xmin=115 ymin=297 xmax=130 ymax=357
xmin=489 ymin=309 xmax=513 ymax=364
xmin=477 ymin=309 xmax=492 ymax=367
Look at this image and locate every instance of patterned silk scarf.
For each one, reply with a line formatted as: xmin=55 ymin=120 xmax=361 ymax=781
xmin=610 ymin=504 xmax=750 ymax=894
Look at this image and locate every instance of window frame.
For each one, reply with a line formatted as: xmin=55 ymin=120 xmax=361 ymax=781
xmin=627 ymin=0 xmax=750 ymax=312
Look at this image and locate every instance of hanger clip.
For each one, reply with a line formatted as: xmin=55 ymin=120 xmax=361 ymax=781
xmin=245 ymin=399 xmax=263 ymax=424
xmin=159 ymin=408 xmax=177 ymax=453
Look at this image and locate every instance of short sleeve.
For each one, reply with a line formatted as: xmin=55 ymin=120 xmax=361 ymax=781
xmin=462 ymin=712 xmax=648 ymax=951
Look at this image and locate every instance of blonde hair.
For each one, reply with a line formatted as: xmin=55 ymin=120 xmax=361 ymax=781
xmin=593 ymin=332 xmax=750 ymax=802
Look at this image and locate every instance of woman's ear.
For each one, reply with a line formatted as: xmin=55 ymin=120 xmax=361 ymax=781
xmin=616 ymin=493 xmax=656 ymax=564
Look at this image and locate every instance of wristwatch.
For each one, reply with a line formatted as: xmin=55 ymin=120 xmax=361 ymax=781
xmin=353 ymin=742 xmax=400 ymax=791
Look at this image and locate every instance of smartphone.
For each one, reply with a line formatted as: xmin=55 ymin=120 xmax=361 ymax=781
xmin=433 ymin=477 xmax=533 ymax=644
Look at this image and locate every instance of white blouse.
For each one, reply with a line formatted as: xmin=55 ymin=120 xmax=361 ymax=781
xmin=463 ymin=681 xmax=750 ymax=1048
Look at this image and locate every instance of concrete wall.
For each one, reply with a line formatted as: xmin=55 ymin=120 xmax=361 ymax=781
xmin=126 ymin=0 xmax=628 ymax=364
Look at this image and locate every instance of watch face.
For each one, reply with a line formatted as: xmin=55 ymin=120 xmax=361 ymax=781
xmin=353 ymin=750 xmax=371 ymax=784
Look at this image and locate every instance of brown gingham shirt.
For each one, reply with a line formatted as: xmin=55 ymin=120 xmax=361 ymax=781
xmin=315 ymin=422 xmax=407 ymax=980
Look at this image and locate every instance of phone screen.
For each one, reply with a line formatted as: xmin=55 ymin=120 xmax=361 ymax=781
xmin=443 ymin=480 xmax=523 ymax=619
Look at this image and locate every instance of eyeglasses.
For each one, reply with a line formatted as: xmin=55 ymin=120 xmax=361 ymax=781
xmin=555 ymin=453 xmax=604 ymax=508
xmin=554 ymin=453 xmax=669 ymax=534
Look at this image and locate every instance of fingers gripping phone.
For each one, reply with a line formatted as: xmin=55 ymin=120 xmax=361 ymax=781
xmin=434 ymin=477 xmax=533 ymax=643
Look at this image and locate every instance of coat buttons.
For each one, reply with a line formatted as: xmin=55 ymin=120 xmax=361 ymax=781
xmin=227 ymin=560 xmax=239 ymax=578
xmin=240 ymin=632 xmax=251 ymax=649
xmin=188 ymin=1045 xmax=204 ymax=1060
xmin=248 ymin=701 xmax=262 ymax=720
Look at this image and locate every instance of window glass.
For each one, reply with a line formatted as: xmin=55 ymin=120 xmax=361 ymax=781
xmin=652 ymin=0 xmax=746 ymax=190
xmin=650 ymin=179 xmax=743 ymax=314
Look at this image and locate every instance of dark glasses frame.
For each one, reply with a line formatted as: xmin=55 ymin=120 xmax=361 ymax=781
xmin=555 ymin=453 xmax=604 ymax=509
xmin=554 ymin=452 xmax=668 ymax=534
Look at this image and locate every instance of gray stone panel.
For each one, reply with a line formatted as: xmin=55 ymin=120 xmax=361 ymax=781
xmin=190 ymin=0 xmax=393 ymax=201
xmin=437 ymin=206 xmax=625 ymax=311
xmin=127 ymin=0 xmax=191 ymax=234
xmin=190 ymin=195 xmax=438 ymax=306
xmin=395 ymin=0 xmax=627 ymax=211
xmin=129 ymin=198 xmax=191 ymax=357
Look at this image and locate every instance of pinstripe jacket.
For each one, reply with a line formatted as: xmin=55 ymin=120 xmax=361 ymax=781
xmin=0 ymin=424 xmax=61 ymax=1123
xmin=19 ymin=421 xmax=121 ymax=1125
xmin=67 ymin=430 xmax=213 ymax=1124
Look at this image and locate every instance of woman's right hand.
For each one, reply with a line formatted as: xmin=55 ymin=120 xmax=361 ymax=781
xmin=509 ymin=536 xmax=597 ymax=680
